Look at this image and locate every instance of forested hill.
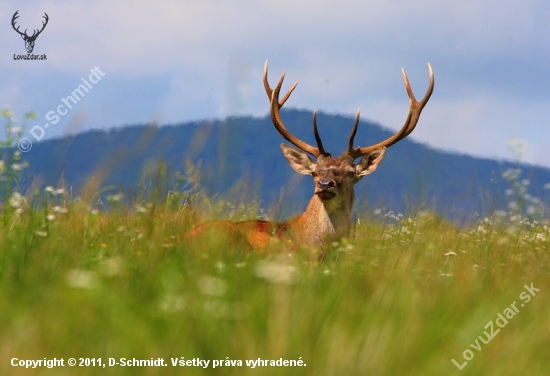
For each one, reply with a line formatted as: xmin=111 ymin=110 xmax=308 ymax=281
xmin=21 ymin=109 xmax=550 ymax=219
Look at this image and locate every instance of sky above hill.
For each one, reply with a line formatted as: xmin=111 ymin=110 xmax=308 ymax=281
xmin=1 ymin=0 xmax=550 ymax=167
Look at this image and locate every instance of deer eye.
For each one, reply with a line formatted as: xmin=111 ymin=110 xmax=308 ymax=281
xmin=347 ymin=171 xmax=355 ymax=177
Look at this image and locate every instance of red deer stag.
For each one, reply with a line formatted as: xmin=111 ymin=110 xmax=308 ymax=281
xmin=188 ymin=61 xmax=434 ymax=252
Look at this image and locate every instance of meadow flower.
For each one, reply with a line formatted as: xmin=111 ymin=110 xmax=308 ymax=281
xmin=198 ymin=276 xmax=227 ymax=296
xmin=52 ymin=206 xmax=68 ymax=213
xmin=106 ymin=193 xmax=124 ymax=202
xmin=134 ymin=204 xmax=147 ymax=213
xmin=159 ymin=295 xmax=186 ymax=313
xmin=256 ymin=257 xmax=297 ymax=285
xmin=502 ymin=168 xmax=521 ymax=180
xmin=11 ymin=163 xmax=23 ymax=171
xmin=506 ymin=138 xmax=528 ymax=157
xmin=66 ymin=269 xmax=98 ymax=289
xmin=9 ymin=192 xmax=23 ymax=208
xmin=100 ymin=257 xmax=123 ymax=277
xmin=476 ymin=225 xmax=487 ymax=234
xmin=2 ymin=108 xmax=13 ymax=117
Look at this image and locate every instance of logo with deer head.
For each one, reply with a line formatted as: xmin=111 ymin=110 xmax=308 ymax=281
xmin=12 ymin=10 xmax=49 ymax=54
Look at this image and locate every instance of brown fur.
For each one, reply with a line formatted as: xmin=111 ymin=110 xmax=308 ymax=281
xmin=186 ymin=146 xmax=386 ymax=252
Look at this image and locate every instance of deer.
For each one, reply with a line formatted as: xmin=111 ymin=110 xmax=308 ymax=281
xmin=187 ymin=61 xmax=434 ymax=253
xmin=12 ymin=11 xmax=49 ymax=54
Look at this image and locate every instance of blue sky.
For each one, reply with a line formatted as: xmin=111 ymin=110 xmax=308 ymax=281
xmin=1 ymin=0 xmax=550 ymax=167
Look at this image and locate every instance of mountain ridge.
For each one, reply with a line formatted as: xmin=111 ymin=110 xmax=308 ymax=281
xmin=19 ymin=109 xmax=550 ymax=219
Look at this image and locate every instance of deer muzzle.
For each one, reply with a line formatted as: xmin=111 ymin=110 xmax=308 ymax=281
xmin=316 ymin=179 xmax=336 ymax=200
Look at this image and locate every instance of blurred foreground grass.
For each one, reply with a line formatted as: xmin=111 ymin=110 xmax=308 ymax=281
xmin=0 ymin=109 xmax=549 ymax=375
xmin=0 ymin=190 xmax=549 ymax=376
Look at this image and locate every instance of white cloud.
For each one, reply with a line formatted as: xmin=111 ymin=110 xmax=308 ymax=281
xmin=2 ymin=0 xmax=550 ymax=167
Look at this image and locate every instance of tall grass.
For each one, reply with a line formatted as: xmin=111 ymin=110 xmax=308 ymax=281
xmin=0 ymin=112 xmax=549 ymax=375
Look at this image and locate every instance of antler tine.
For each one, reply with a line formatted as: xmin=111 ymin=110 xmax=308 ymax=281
xmin=263 ymin=61 xmax=298 ymax=107
xmin=11 ymin=11 xmax=25 ymax=36
xmin=264 ymin=61 xmax=323 ymax=158
xmin=347 ymin=109 xmax=361 ymax=155
xmin=312 ymin=111 xmax=328 ymax=156
xmin=34 ymin=12 xmax=49 ymax=37
xmin=348 ymin=63 xmax=434 ymax=159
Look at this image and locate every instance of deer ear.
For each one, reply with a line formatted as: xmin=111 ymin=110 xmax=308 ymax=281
xmin=356 ymin=147 xmax=386 ymax=176
xmin=280 ymin=144 xmax=315 ymax=175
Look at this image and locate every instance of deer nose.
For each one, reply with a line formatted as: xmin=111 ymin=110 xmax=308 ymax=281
xmin=317 ymin=179 xmax=335 ymax=190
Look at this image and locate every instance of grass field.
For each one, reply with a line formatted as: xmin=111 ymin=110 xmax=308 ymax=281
xmin=1 ymin=113 xmax=549 ymax=375
xmin=1 ymin=180 xmax=549 ymax=376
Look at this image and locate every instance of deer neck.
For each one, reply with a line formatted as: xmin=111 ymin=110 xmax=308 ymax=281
xmin=290 ymin=189 xmax=355 ymax=247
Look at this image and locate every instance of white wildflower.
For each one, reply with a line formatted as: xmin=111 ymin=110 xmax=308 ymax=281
xmin=66 ymin=269 xmax=98 ymax=289
xmin=506 ymin=138 xmax=528 ymax=157
xmin=159 ymin=295 xmax=186 ymax=313
xmin=9 ymin=192 xmax=23 ymax=208
xmin=106 ymin=193 xmax=124 ymax=202
xmin=256 ymin=258 xmax=297 ymax=285
xmin=100 ymin=257 xmax=123 ymax=277
xmin=198 ymin=276 xmax=227 ymax=296
xmin=52 ymin=206 xmax=68 ymax=213
xmin=134 ymin=204 xmax=147 ymax=213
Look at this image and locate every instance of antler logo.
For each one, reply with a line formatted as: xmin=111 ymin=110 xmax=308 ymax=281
xmin=12 ymin=10 xmax=49 ymax=54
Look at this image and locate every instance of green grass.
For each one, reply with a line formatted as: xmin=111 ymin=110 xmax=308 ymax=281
xmin=0 ymin=192 xmax=549 ymax=376
xmin=1 ymin=110 xmax=549 ymax=375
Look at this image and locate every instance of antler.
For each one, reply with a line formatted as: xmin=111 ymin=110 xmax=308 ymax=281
xmin=31 ymin=13 xmax=49 ymax=39
xmin=11 ymin=11 xmax=48 ymax=39
xmin=11 ymin=11 xmax=26 ymax=37
xmin=263 ymin=61 xmax=327 ymax=158
xmin=347 ymin=63 xmax=434 ymax=159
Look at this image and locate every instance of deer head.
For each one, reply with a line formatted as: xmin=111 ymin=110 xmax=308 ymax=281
xmin=12 ymin=11 xmax=49 ymax=54
xmin=263 ymin=61 xmax=434 ymax=207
